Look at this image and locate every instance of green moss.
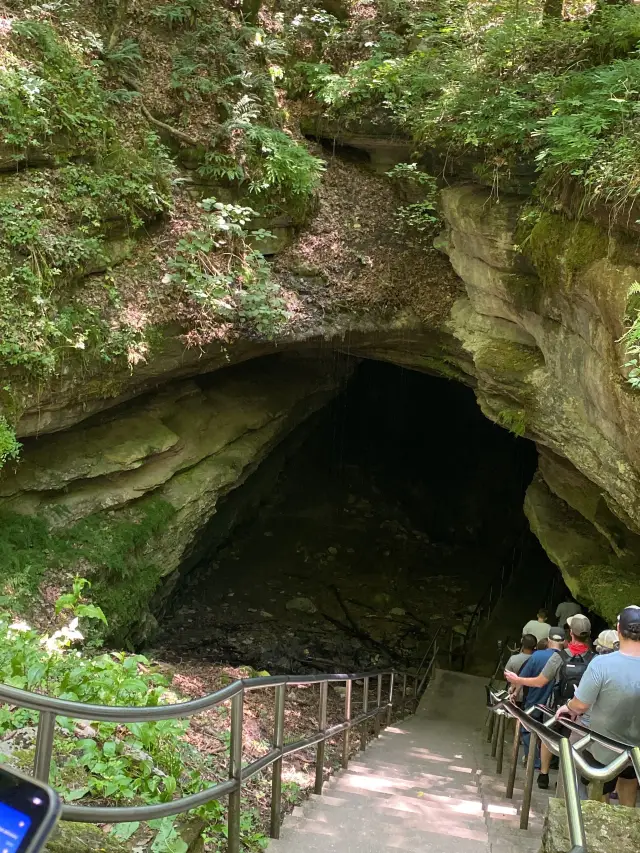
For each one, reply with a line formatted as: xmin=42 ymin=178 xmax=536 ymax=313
xmin=580 ymin=563 xmax=640 ymax=624
xmin=475 ymin=340 xmax=543 ymax=376
xmin=0 ymin=499 xmax=175 ymax=640
xmin=525 ymin=213 xmax=609 ymax=287
xmin=45 ymin=822 xmax=128 ymax=853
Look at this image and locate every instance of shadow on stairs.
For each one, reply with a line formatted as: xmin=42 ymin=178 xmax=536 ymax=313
xmin=268 ymin=669 xmax=550 ymax=853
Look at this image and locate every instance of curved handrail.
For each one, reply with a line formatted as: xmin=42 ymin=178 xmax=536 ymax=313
xmin=0 ymin=643 xmax=441 ymax=848
xmin=0 ymin=670 xmax=391 ymax=722
xmin=488 ymin=689 xmax=640 ymax=853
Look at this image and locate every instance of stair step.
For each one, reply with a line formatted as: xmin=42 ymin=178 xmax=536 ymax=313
xmin=268 ymin=671 xmax=548 ymax=853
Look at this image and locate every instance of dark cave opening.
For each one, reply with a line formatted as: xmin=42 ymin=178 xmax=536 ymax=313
xmin=158 ymin=356 xmax=558 ymax=672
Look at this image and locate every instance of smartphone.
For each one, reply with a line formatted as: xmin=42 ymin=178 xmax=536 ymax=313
xmin=0 ymin=766 xmax=61 ymax=853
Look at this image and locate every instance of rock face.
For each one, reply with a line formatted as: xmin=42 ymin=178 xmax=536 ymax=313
xmin=5 ymin=167 xmax=640 ymax=632
xmin=542 ymin=798 xmax=640 ymax=853
xmin=0 ymin=354 xmax=350 ymax=640
xmin=440 ymin=185 xmax=640 ymax=618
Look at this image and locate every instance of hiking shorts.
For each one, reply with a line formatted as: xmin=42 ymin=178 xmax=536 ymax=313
xmin=581 ymin=751 xmax=638 ymax=795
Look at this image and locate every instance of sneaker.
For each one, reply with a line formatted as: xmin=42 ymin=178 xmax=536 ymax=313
xmin=537 ymin=773 xmax=549 ymax=790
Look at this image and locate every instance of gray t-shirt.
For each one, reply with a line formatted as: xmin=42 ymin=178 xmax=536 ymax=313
xmin=522 ymin=620 xmax=551 ymax=642
xmin=575 ymin=651 xmax=640 ymax=764
xmin=556 ymin=602 xmax=581 ymax=625
xmin=540 ymin=649 xmax=574 ymax=682
xmin=505 ymin=652 xmax=533 ymax=674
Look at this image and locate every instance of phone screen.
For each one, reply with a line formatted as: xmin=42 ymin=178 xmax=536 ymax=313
xmin=0 ymin=768 xmax=60 ymax=853
xmin=0 ymin=801 xmax=32 ymax=853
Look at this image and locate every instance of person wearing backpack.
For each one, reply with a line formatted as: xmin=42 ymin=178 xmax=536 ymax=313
xmin=505 ymin=614 xmax=593 ymax=789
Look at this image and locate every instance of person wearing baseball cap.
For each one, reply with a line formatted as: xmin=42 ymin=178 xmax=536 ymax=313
xmin=556 ymin=605 xmax=640 ymax=807
xmin=507 ymin=626 xmax=566 ymax=772
xmin=505 ymin=617 xmax=593 ymax=789
xmin=595 ymin=629 xmax=619 ymax=654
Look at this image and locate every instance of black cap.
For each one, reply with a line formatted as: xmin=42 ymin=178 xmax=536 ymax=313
xmin=548 ymin=626 xmax=565 ymax=641
xmin=618 ymin=606 xmax=640 ymax=632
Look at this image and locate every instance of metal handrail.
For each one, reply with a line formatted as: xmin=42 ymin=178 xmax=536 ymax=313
xmin=0 ymin=641 xmax=441 ymax=850
xmin=487 ymin=689 xmax=640 ymax=853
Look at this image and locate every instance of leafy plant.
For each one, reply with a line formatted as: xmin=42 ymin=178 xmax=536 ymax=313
xmin=497 ymin=408 xmax=527 ymax=437
xmin=621 ymin=281 xmax=640 ymax=389
xmin=165 ymin=199 xmax=289 ymax=338
xmin=0 ymin=418 xmax=21 ymax=469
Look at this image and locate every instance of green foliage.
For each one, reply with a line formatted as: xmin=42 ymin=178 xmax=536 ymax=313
xmin=386 ymin=163 xmax=440 ymax=233
xmin=0 ymin=20 xmax=113 ymax=152
xmin=497 ymin=408 xmax=527 ymax=438
xmin=621 ymin=281 xmax=640 ymax=390
xmin=166 ymin=199 xmax=289 ymax=338
xmin=199 ymin=125 xmax=324 ymax=214
xmin=290 ymin=0 xmax=640 ymax=212
xmin=0 ymin=499 xmax=174 ymax=638
xmin=0 ymin=418 xmax=21 ymax=469
xmin=0 ymin=584 xmax=210 ymax=850
xmin=150 ymin=0 xmax=206 ymax=29
xmin=0 ymin=135 xmax=172 ymax=377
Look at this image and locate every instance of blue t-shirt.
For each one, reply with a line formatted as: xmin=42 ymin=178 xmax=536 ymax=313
xmin=519 ymin=648 xmax=558 ymax=709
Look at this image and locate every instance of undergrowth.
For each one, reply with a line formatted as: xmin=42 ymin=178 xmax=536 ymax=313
xmin=0 ymin=579 xmax=259 ymax=852
xmin=0 ymin=499 xmax=175 ymax=641
xmin=287 ymin=1 xmax=640 ymax=214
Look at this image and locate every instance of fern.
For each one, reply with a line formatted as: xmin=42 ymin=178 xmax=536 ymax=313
xmin=104 ymin=39 xmax=142 ymax=73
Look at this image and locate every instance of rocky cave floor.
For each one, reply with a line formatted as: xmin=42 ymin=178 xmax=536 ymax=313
xmin=156 ymin=454 xmax=490 ymax=675
xmin=155 ymin=363 xmax=537 ymax=677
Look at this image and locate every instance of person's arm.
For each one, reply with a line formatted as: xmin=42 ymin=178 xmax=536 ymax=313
xmin=556 ymin=657 xmax=602 ymax=720
xmin=505 ymin=651 xmax=560 ymax=687
xmin=504 ymin=670 xmax=549 ymax=687
xmin=555 ymin=604 xmax=562 ymax=619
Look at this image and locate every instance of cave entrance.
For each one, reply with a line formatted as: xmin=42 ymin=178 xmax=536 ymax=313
xmin=157 ymin=357 xmax=555 ymax=673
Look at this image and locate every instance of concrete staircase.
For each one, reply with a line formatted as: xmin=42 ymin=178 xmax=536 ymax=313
xmin=269 ymin=670 xmax=553 ymax=853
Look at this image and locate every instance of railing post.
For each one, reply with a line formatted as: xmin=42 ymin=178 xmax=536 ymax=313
xmin=227 ymin=691 xmax=244 ymax=853
xmin=33 ymin=711 xmax=55 ymax=783
xmin=559 ymin=738 xmax=587 ymax=851
xmin=506 ymin=719 xmax=521 ymax=798
xmin=487 ymin=709 xmax=496 ymax=743
xmin=314 ymin=681 xmax=328 ymax=795
xmin=491 ymin=708 xmax=501 ymax=757
xmin=361 ymin=677 xmax=369 ymax=752
xmin=374 ymin=675 xmax=382 ymax=737
xmin=401 ymin=673 xmax=407 ymax=719
xmin=386 ymin=672 xmax=394 ymax=727
xmin=270 ymin=684 xmax=286 ymax=840
xmin=496 ymin=714 xmax=506 ymax=774
xmin=413 ymin=672 xmax=419 ymax=712
xmin=520 ymin=731 xmax=538 ymax=830
xmin=631 ymin=746 xmax=640 ymax=783
xmin=342 ymin=680 xmax=352 ymax=769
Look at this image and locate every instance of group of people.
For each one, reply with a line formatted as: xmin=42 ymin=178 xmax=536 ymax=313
xmin=502 ymin=600 xmax=640 ymax=807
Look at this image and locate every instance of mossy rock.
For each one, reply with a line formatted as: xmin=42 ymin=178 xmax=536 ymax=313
xmin=45 ymin=822 xmax=128 ymax=853
xmin=579 ymin=563 xmax=640 ymax=625
xmin=543 ymin=798 xmax=640 ymax=853
xmin=474 ymin=339 xmax=544 ymax=378
xmin=525 ymin=212 xmax=609 ymax=287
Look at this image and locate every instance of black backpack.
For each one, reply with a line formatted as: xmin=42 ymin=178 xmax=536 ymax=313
xmin=553 ymin=649 xmax=594 ymax=705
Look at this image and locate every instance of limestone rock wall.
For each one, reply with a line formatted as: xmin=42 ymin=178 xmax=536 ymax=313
xmin=0 ymin=354 xmax=349 ymax=640
xmin=440 ymin=185 xmax=640 ymax=617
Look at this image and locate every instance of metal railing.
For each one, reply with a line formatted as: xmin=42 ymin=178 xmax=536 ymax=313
xmin=487 ymin=689 xmax=640 ymax=853
xmin=0 ymin=635 xmax=441 ymax=850
xmin=462 ymin=553 xmax=519 ymax=663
